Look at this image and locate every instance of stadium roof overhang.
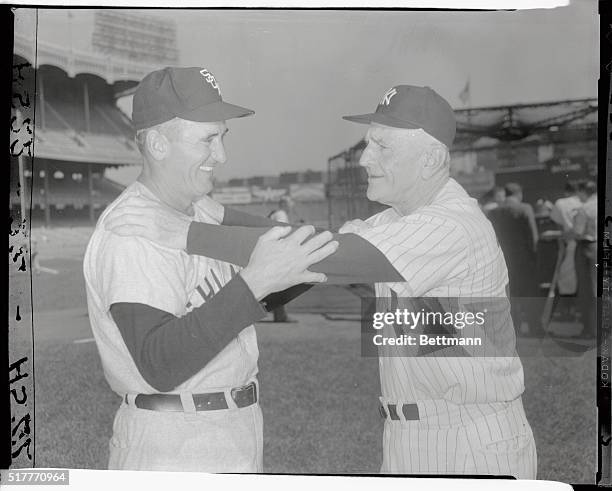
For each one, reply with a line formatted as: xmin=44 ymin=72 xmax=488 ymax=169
xmin=454 ymin=98 xmax=597 ymax=147
xmin=13 ymin=33 xmax=158 ymax=95
xmin=331 ymin=98 xmax=598 ymax=161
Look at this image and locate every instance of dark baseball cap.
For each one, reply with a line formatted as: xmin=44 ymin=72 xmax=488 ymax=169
xmin=343 ymin=85 xmax=456 ymax=148
xmin=132 ymin=66 xmax=254 ymax=131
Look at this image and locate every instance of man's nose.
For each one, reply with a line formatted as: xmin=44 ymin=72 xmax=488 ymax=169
xmin=359 ymin=145 xmax=374 ymax=168
xmin=213 ymin=141 xmax=227 ymax=165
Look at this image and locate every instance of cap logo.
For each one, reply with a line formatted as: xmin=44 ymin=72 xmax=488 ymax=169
xmin=380 ymin=87 xmax=398 ymax=106
xmin=199 ymin=69 xmax=221 ymax=96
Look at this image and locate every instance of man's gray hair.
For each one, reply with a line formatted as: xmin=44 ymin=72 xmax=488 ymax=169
xmin=441 ymin=145 xmax=451 ymax=167
xmin=413 ymin=128 xmax=450 ymax=167
xmin=428 ymin=134 xmax=451 ymax=168
xmin=134 ymin=118 xmax=190 ymax=156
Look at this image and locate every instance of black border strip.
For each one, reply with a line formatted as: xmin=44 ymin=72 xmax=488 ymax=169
xmin=3 ymin=5 xmax=604 ymax=488
xmin=2 ymin=5 xmax=15 ymax=472
xmin=598 ymin=0 xmax=612 ymax=487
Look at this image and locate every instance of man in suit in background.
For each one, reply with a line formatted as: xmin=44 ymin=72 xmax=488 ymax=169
xmin=488 ymin=182 xmax=542 ymax=337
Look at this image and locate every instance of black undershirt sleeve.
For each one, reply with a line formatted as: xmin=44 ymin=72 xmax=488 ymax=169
xmin=223 ymin=207 xmax=285 ymax=227
xmin=185 ymin=222 xmax=405 ymax=284
xmin=220 ymin=208 xmax=333 ymax=305
xmin=110 ymin=274 xmax=267 ymax=393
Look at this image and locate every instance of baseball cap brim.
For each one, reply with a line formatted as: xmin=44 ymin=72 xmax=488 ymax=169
xmin=342 ymin=112 xmax=423 ymax=130
xmin=180 ymin=100 xmax=254 ymax=123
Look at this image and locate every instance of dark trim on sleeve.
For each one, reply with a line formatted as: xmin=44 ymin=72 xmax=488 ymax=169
xmin=311 ymin=233 xmax=405 ymax=284
xmin=185 ymin=222 xmax=404 ymax=283
xmin=222 ymin=207 xmax=286 ymax=227
xmin=110 ymin=274 xmax=267 ymax=392
xmin=261 ymin=283 xmax=315 ymax=311
xmin=186 ymin=224 xmax=261 ymax=266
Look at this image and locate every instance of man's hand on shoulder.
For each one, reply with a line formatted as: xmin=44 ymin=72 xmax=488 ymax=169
xmin=105 ymin=196 xmax=191 ymax=250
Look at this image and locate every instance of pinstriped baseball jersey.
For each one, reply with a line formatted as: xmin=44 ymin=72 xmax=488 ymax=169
xmin=354 ymin=178 xmax=535 ymax=477
xmin=357 ymin=178 xmax=524 ymax=406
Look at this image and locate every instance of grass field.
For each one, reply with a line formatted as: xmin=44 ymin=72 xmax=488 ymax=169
xmin=9 ymin=231 xmax=598 ymax=482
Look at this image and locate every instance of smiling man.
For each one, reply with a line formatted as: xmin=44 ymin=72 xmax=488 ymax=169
xmin=83 ymin=67 xmax=338 ymax=472
xmin=106 ymin=84 xmax=536 ymax=478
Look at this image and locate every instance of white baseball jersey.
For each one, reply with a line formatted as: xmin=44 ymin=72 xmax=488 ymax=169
xmin=550 ymin=196 xmax=582 ymax=231
xmin=83 ymin=181 xmax=262 ymax=472
xmin=549 ymin=196 xmax=582 ymax=295
xmin=355 ymin=178 xmax=536 ymax=478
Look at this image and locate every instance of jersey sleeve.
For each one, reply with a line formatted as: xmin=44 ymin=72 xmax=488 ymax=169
xmin=185 ymin=222 xmax=405 ymax=283
xmin=96 ymin=233 xmax=188 ymax=315
xmin=110 ymin=274 xmax=267 ymax=392
xmin=222 ymin=207 xmax=287 ymax=227
xmin=356 ymin=217 xmax=469 ymax=297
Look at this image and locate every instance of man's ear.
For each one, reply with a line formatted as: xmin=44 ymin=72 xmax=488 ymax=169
xmin=146 ymin=130 xmax=169 ymax=161
xmin=421 ymin=145 xmax=447 ymax=180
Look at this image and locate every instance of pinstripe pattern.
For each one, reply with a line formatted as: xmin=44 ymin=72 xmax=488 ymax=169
xmin=380 ymin=398 xmax=536 ymax=478
xmin=358 ymin=179 xmax=536 ymax=478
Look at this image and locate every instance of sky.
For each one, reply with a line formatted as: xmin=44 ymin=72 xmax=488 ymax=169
xmin=170 ymin=4 xmax=598 ymax=180
xmin=31 ymin=3 xmax=599 ymax=181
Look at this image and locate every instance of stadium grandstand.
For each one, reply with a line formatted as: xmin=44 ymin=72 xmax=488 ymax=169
xmin=11 ymin=9 xmax=177 ymax=227
xmin=212 ymin=170 xmax=328 ymax=228
xmin=327 ymin=98 xmax=597 ymax=229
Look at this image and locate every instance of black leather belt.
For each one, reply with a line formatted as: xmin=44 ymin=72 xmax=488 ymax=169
xmin=126 ymin=382 xmax=257 ymax=412
xmin=379 ymin=403 xmax=420 ymax=421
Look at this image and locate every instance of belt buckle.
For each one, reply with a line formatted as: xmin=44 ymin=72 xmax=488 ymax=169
xmin=231 ymin=382 xmax=256 ymax=407
xmin=387 ymin=404 xmax=400 ymax=420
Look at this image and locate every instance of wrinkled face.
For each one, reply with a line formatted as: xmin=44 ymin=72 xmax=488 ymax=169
xmin=163 ymin=120 xmax=228 ymax=202
xmin=358 ymin=125 xmax=430 ymax=207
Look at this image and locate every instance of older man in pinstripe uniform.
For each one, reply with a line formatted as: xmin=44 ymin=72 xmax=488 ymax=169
xmin=338 ymin=86 xmax=536 ymax=478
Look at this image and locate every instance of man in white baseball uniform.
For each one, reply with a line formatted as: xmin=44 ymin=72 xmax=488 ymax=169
xmin=84 ymin=66 xmax=338 ymax=472
xmin=549 ymin=182 xmax=582 ymax=318
xmin=107 ymin=85 xmax=537 ymax=478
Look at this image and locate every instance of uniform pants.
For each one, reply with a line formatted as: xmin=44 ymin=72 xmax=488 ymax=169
xmin=381 ymin=398 xmax=537 ymax=479
xmin=108 ymin=401 xmax=264 ymax=472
